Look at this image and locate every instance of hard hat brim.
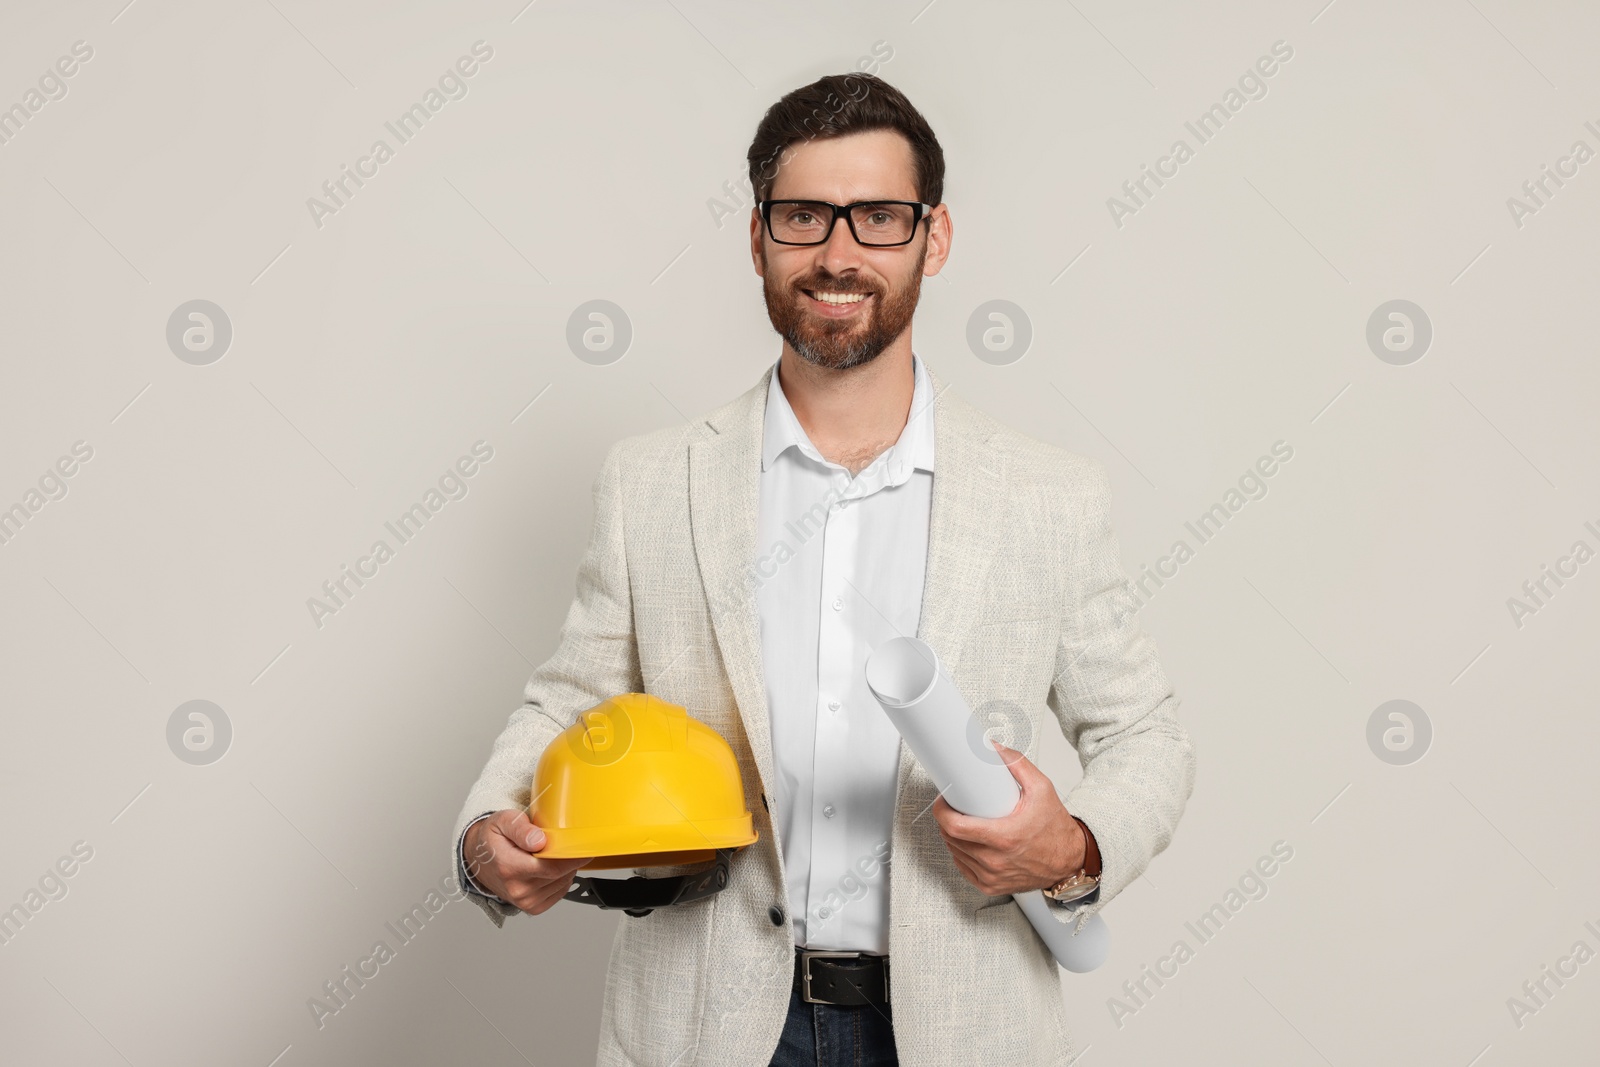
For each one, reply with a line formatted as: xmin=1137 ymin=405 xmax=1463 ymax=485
xmin=536 ymin=818 xmax=758 ymax=865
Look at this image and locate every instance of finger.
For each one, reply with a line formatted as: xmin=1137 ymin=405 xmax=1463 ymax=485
xmin=990 ymin=740 xmax=1019 ymax=766
xmin=497 ymin=850 xmax=592 ymax=892
xmin=991 ymin=743 xmax=1042 ymax=789
xmin=942 ymin=839 xmax=975 ymax=876
xmin=937 ymin=828 xmax=989 ymax=864
xmin=509 ymin=884 xmax=554 ymax=916
xmin=499 ymin=868 xmax=579 ymax=912
xmin=941 ymin=836 xmax=1007 ymax=887
xmin=944 ymin=838 xmax=1000 ymax=879
xmin=937 ymin=805 xmax=1006 ymax=846
xmin=485 ymin=810 xmax=592 ymax=876
xmin=529 ymin=874 xmax=578 ymax=914
xmin=945 ymin=847 xmax=987 ymax=890
xmin=933 ymin=805 xmax=991 ymax=845
xmin=478 ymin=834 xmax=590 ymax=898
xmin=490 ymin=809 xmax=548 ymax=853
xmin=932 ymin=796 xmax=985 ymax=837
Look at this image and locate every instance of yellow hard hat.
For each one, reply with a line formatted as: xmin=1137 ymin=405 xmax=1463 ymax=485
xmin=530 ymin=693 xmax=759 ymax=914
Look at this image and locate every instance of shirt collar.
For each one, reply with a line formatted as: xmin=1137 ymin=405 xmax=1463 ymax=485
xmin=761 ymin=353 xmax=936 ymax=486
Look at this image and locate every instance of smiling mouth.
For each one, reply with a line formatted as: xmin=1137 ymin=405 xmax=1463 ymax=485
xmin=804 ymin=289 xmax=871 ymax=306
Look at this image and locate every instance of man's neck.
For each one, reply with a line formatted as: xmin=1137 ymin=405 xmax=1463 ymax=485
xmin=777 ymin=341 xmax=916 ymax=477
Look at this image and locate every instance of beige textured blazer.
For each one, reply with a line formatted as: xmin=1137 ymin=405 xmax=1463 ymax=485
xmin=451 ymin=360 xmax=1196 ymax=1066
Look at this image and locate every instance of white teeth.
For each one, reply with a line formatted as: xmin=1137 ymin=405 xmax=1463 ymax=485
xmin=810 ymin=291 xmax=867 ymax=305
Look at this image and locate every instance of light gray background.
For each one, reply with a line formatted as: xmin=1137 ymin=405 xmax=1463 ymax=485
xmin=2 ymin=1 xmax=1596 ymax=1064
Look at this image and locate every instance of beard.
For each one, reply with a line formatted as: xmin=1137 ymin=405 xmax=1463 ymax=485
xmin=760 ymin=242 xmax=927 ymax=371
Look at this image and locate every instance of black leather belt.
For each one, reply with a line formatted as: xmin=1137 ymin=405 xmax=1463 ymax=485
xmin=794 ymin=949 xmax=890 ymax=1009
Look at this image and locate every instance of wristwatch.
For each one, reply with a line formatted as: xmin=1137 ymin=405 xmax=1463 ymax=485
xmin=1042 ymin=867 xmax=1100 ymax=907
xmin=1042 ymin=814 xmax=1101 ymax=907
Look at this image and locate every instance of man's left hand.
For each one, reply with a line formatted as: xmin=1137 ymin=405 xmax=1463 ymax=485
xmin=932 ymin=742 xmax=1091 ymax=897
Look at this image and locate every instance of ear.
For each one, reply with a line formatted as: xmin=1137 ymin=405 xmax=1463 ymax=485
xmin=922 ymin=202 xmax=953 ymax=278
xmin=750 ymin=208 xmax=765 ymax=277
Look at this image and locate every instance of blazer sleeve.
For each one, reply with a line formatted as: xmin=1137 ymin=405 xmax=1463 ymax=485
xmin=449 ymin=440 xmax=644 ymax=928
xmin=1044 ymin=460 xmax=1196 ymax=926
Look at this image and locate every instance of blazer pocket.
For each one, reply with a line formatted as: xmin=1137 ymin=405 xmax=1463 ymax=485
xmin=610 ymin=904 xmax=713 ymax=1063
xmin=973 ymin=892 xmax=1016 ymax=914
xmin=966 ymin=617 xmax=1045 ymax=667
xmin=973 ymin=615 xmax=1045 ymax=634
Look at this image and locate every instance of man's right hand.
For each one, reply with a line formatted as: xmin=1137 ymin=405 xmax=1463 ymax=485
xmin=464 ymin=809 xmax=593 ymax=916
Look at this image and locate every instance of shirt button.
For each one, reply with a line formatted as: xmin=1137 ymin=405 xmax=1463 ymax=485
xmin=769 ymin=904 xmax=785 ymax=926
xmin=822 ymin=805 xmax=835 ymax=818
xmin=819 ymin=906 xmax=831 ymax=919
xmin=832 ymin=597 xmax=843 ymax=611
xmin=828 ymin=700 xmax=840 ymax=712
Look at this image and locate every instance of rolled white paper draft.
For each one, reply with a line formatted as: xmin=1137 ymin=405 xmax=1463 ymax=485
xmin=865 ymin=635 xmax=1111 ymax=973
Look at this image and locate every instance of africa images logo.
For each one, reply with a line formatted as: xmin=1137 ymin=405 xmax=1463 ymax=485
xmin=305 ymin=41 xmax=494 ymax=230
xmin=306 ymin=441 xmax=494 ymax=630
xmin=1105 ymin=40 xmax=1295 ymax=229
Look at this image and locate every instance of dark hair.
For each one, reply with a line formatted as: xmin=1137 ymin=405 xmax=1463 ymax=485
xmin=746 ymin=73 xmax=945 ymax=206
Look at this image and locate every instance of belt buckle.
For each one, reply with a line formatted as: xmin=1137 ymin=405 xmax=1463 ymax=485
xmin=800 ymin=950 xmax=864 ymax=1005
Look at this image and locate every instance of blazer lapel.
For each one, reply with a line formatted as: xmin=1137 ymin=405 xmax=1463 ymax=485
xmin=914 ymin=362 xmax=1005 ymax=674
xmin=898 ymin=364 xmax=1007 ymax=812
xmin=689 ymin=364 xmax=781 ymax=806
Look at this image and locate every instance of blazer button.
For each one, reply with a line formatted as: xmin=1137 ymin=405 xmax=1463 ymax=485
xmin=768 ymin=904 xmax=785 ymax=927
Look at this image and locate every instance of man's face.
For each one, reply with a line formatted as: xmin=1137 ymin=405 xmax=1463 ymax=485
xmin=751 ymin=129 xmax=945 ymax=371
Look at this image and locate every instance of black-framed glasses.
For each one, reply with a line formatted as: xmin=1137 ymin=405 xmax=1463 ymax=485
xmin=759 ymin=200 xmax=934 ymax=247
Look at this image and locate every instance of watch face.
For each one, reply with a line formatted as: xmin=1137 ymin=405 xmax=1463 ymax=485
xmin=1047 ymin=876 xmax=1098 ymax=905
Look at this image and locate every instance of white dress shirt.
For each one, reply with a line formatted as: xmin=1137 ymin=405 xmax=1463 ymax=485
xmin=755 ymin=352 xmax=935 ymax=955
xmin=459 ymin=353 xmax=938 ymax=952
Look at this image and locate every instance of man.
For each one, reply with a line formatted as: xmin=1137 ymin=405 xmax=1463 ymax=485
xmin=451 ymin=73 xmax=1195 ymax=1067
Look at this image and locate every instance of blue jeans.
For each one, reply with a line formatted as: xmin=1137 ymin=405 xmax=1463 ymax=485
xmin=766 ymin=960 xmax=899 ymax=1067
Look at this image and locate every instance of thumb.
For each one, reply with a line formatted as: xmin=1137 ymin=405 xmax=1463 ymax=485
xmin=495 ymin=809 xmax=548 ymax=853
xmin=990 ymin=741 xmax=1038 ymax=788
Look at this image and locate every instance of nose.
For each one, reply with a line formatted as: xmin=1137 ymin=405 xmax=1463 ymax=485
xmin=816 ymin=210 xmax=867 ymax=277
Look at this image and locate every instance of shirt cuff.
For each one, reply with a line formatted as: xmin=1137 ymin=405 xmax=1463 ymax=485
xmin=459 ymin=811 xmax=507 ymax=904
